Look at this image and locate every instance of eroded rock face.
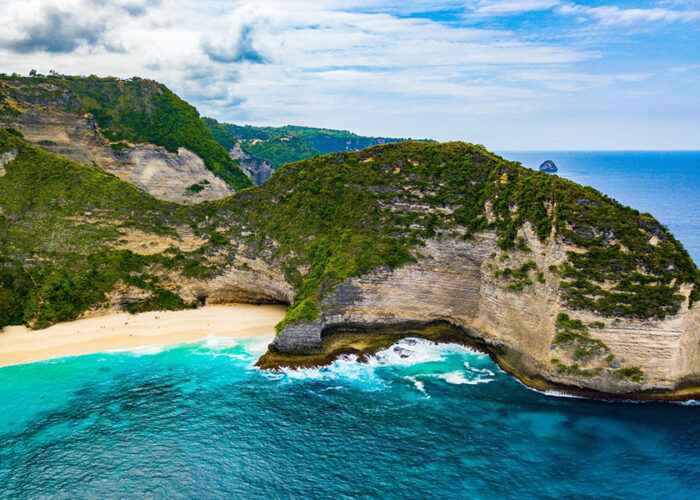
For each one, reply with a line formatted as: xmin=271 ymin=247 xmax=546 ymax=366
xmin=269 ymin=230 xmax=699 ymax=397
xmin=0 ymin=107 xmax=234 ymax=203
xmin=0 ymin=147 xmax=17 ymax=176
xmin=229 ymin=141 xmax=275 ymax=184
xmin=178 ymin=258 xmax=295 ymax=306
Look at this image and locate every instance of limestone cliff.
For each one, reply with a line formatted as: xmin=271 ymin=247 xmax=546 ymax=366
xmin=262 ymin=230 xmax=698 ymax=399
xmin=228 ymin=142 xmax=275 ymax=185
xmin=1 ymin=126 xmax=697 ymax=400
xmin=0 ymin=101 xmax=234 ymax=203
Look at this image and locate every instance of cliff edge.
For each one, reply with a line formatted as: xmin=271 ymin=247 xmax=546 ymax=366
xmin=1 ymin=127 xmax=697 ymax=400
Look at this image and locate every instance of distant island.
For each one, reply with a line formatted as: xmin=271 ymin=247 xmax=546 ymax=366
xmin=539 ymin=160 xmax=558 ymax=172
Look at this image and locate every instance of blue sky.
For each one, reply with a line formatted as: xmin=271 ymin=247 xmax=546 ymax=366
xmin=1 ymin=0 xmax=699 ymax=149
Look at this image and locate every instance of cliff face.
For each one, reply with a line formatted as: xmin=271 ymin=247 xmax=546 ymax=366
xmin=0 ymin=105 xmax=234 ymax=203
xmin=1 ymin=125 xmax=697 ymax=400
xmin=228 ymin=142 xmax=275 ymax=185
xmin=268 ymin=231 xmax=699 ymax=397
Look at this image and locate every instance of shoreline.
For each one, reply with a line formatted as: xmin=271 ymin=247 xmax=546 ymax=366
xmin=3 ymin=308 xmax=697 ymax=402
xmin=257 ymin=323 xmax=700 ymax=402
xmin=0 ymin=304 xmax=287 ymax=369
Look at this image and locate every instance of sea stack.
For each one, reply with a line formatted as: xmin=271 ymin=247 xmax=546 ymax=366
xmin=539 ymin=160 xmax=558 ymax=172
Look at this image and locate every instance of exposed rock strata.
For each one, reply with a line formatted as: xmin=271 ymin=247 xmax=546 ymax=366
xmin=266 ymin=232 xmax=699 ymax=399
xmin=0 ymin=106 xmax=234 ymax=203
xmin=177 ymin=259 xmax=295 ymax=306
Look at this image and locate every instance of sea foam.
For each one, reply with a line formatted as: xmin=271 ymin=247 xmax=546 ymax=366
xmin=272 ymin=337 xmax=497 ymax=394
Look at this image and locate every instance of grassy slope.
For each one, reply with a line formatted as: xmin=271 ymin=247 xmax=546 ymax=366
xmin=1 ymin=129 xmax=697 ymax=332
xmin=0 ymin=75 xmax=253 ymax=190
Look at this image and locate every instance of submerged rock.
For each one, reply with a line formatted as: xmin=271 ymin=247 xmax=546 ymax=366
xmin=539 ymin=160 xmax=558 ymax=172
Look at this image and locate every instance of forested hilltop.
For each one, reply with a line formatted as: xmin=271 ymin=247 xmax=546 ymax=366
xmin=203 ymin=117 xmax=429 ymax=183
xmin=0 ymin=73 xmax=252 ymax=191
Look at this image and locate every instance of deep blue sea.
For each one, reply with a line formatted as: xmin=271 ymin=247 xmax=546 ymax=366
xmin=1 ymin=152 xmax=699 ymax=499
xmin=499 ymin=151 xmax=700 ymax=263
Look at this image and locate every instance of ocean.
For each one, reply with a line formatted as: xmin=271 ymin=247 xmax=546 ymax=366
xmin=0 ymin=338 xmax=698 ymax=498
xmin=0 ymin=152 xmax=699 ymax=498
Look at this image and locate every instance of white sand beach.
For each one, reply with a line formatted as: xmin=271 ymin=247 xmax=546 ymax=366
xmin=0 ymin=304 xmax=287 ymax=368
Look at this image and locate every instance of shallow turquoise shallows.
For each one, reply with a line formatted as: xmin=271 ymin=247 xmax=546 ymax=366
xmin=0 ymin=337 xmax=698 ymax=499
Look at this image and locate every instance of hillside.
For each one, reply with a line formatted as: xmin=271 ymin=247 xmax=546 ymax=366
xmin=203 ymin=117 xmax=422 ymax=183
xmin=0 ymin=74 xmax=252 ymax=200
xmin=0 ymin=127 xmax=697 ymax=398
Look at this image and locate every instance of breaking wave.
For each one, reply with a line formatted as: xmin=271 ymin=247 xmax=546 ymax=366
xmin=269 ymin=338 xmax=499 ymax=395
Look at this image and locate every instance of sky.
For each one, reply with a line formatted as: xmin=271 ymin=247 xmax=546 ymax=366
xmin=0 ymin=0 xmax=698 ymax=149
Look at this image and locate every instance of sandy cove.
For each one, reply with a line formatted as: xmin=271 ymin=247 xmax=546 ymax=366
xmin=0 ymin=304 xmax=287 ymax=368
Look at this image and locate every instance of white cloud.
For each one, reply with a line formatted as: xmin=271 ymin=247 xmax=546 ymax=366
xmin=557 ymin=3 xmax=700 ymax=25
xmin=467 ymin=1 xmax=561 ymax=16
xmin=466 ymin=1 xmax=700 ymax=26
xmin=0 ymin=1 xmax=697 ymax=148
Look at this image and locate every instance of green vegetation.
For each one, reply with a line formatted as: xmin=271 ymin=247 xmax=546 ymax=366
xmin=0 ymin=124 xmax=697 ymax=334
xmin=243 ymin=136 xmax=319 ymax=169
xmin=614 ymin=366 xmax=644 ymax=382
xmin=109 ymin=141 xmax=130 ymax=152
xmin=553 ymin=313 xmax=609 ymax=359
xmin=495 ymin=260 xmax=538 ymax=291
xmin=203 ymin=117 xmax=425 ymax=175
xmin=554 ymin=361 xmax=600 ymax=378
xmin=125 ymin=288 xmax=195 ymax=314
xmin=0 ymin=74 xmax=252 ymax=190
xmin=0 ymin=128 xmax=206 ymax=328
xmin=489 ymin=165 xmax=698 ymax=319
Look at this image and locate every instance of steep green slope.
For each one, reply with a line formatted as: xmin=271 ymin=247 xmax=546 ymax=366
xmin=270 ymin=125 xmax=413 ymax=155
xmin=0 ymin=128 xmax=218 ymax=328
xmin=241 ymin=136 xmax=320 ymax=168
xmin=0 ymin=74 xmax=253 ymax=190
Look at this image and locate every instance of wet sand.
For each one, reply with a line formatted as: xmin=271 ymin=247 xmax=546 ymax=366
xmin=0 ymin=304 xmax=286 ymax=368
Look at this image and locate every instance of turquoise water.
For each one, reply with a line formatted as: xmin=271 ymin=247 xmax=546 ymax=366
xmin=0 ymin=337 xmax=698 ymax=498
xmin=1 ymin=151 xmax=699 ymax=498
xmin=499 ymin=151 xmax=700 ymax=263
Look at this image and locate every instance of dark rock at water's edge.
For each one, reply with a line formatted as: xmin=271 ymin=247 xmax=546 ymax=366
xmin=539 ymin=160 xmax=558 ymax=172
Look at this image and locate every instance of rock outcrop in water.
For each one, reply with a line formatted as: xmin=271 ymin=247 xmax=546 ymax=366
xmin=539 ymin=160 xmax=558 ymax=173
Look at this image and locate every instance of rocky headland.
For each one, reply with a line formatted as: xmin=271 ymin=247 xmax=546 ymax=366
xmin=0 ymin=76 xmax=698 ymax=401
xmin=0 ymin=74 xmax=251 ymax=201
